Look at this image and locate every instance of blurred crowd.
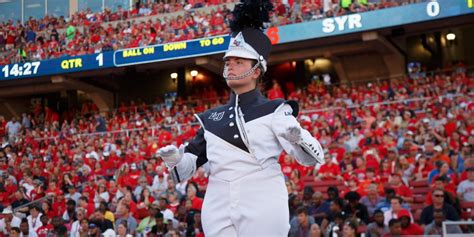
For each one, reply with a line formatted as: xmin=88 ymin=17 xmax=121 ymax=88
xmin=0 ymin=65 xmax=472 ymax=236
xmin=0 ymin=0 xmax=419 ymax=65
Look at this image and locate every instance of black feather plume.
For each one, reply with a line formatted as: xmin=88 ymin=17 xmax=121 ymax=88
xmin=229 ymin=0 xmax=274 ymax=33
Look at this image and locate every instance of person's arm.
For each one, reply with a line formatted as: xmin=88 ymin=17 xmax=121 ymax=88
xmin=158 ymin=126 xmax=207 ymax=183
xmin=271 ymin=102 xmax=324 ymax=166
xmin=457 ymin=183 xmax=465 ymax=202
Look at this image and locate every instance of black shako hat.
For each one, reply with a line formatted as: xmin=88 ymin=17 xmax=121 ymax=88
xmin=224 ymin=0 xmax=273 ymax=72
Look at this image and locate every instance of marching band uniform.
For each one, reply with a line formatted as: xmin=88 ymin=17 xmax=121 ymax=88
xmin=158 ymin=1 xmax=324 ymax=236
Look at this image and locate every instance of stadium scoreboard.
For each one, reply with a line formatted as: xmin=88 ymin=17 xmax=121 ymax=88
xmin=113 ymin=36 xmax=229 ymax=67
xmin=1 ymin=0 xmax=473 ymax=81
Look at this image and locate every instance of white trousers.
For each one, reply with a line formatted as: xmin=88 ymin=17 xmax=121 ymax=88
xmin=201 ymin=164 xmax=290 ymax=237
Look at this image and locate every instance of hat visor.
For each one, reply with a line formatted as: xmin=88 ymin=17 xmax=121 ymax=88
xmin=224 ymin=48 xmax=258 ymax=61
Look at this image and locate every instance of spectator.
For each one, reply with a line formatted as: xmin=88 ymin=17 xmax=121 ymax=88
xmin=457 ymin=167 xmax=474 ymax=201
xmin=383 ymin=219 xmax=402 ymax=237
xmin=343 ymin=191 xmax=369 ymax=224
xmin=115 ymin=203 xmax=138 ymax=234
xmin=383 ymin=196 xmax=411 ymax=226
xmin=389 ymin=173 xmax=413 ymax=203
xmin=26 ymin=206 xmax=43 ymax=233
xmin=136 ymin=203 xmax=159 ymax=235
xmin=366 ymin=210 xmax=389 ymax=237
xmin=70 ymin=207 xmax=87 ymax=237
xmin=91 ymin=209 xmax=114 ymax=233
xmin=35 ymin=215 xmax=52 ymax=237
xmin=117 ymin=221 xmax=133 ymax=237
xmin=150 ymin=212 xmax=168 ymax=236
xmin=5 ymin=117 xmax=21 ymax=142
xmin=62 ymin=199 xmax=77 ymax=223
xmin=424 ymin=209 xmax=462 ymax=235
xmin=289 ymin=206 xmax=316 ymax=237
xmin=10 ymin=227 xmax=21 ymax=237
xmin=75 ymin=219 xmax=90 ymax=237
xmin=342 ymin=220 xmax=358 ymax=237
xmin=65 ymin=185 xmax=81 ymax=203
xmin=420 ymin=188 xmax=460 ymax=225
xmin=375 ymin=188 xmax=409 ymax=212
xmin=321 ymin=198 xmax=345 ymax=230
xmin=0 ymin=207 xmax=21 ymax=234
xmin=360 ymin=183 xmax=384 ymax=216
xmin=20 ymin=217 xmax=38 ymax=237
xmin=186 ymin=211 xmax=204 ymax=237
xmin=307 ymin=191 xmax=330 ymax=225
xmin=316 ymin=154 xmax=343 ymax=180
xmin=94 ymin=113 xmax=107 ymax=133
xmin=398 ymin=209 xmax=423 ymax=235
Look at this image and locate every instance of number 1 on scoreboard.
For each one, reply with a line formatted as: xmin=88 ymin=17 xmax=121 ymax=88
xmin=96 ymin=53 xmax=103 ymax=66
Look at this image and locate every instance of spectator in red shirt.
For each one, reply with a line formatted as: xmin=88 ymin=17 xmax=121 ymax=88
xmin=267 ymin=80 xmax=285 ymax=100
xmin=398 ymin=209 xmax=423 ymax=235
xmin=316 ymin=155 xmax=343 ymax=181
xmin=186 ymin=184 xmax=203 ymax=211
xmin=389 ymin=173 xmax=413 ymax=203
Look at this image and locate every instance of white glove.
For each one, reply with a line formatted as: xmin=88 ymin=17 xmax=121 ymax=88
xmin=157 ymin=145 xmax=184 ymax=169
xmin=279 ymin=126 xmax=302 ymax=144
xmin=280 ymin=126 xmax=324 ymax=164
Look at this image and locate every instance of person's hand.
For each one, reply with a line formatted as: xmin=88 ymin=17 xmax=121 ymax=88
xmin=279 ymin=126 xmax=302 ymax=144
xmin=157 ymin=145 xmax=183 ymax=169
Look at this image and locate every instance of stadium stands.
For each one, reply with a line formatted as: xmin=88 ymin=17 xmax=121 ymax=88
xmin=0 ymin=0 xmax=418 ymax=65
xmin=0 ymin=65 xmax=472 ymax=235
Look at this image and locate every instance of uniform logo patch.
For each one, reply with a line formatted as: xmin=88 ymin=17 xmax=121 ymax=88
xmin=231 ymin=32 xmax=244 ymax=47
xmin=209 ymin=112 xmax=225 ymax=121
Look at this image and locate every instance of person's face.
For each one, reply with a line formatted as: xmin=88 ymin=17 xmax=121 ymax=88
xmin=297 ymin=213 xmax=307 ymax=225
xmin=10 ymin=230 xmax=20 ymax=237
xmin=400 ymin=216 xmax=410 ymax=227
xmin=20 ymin=222 xmax=29 ymax=233
xmin=40 ymin=215 xmax=48 ymax=225
xmin=432 ymin=191 xmax=445 ymax=204
xmin=156 ymin=217 xmax=164 ymax=227
xmin=441 ymin=164 xmax=449 ymax=173
xmin=342 ymin=224 xmax=355 ymax=237
xmin=117 ymin=224 xmax=127 ymax=234
xmin=390 ymin=199 xmax=401 ymax=211
xmin=468 ymin=170 xmax=474 ymax=181
xmin=374 ymin=212 xmax=384 ymax=225
xmin=313 ymin=194 xmax=323 ymax=205
xmin=224 ymin=57 xmax=260 ymax=91
xmin=80 ymin=219 xmax=88 ymax=230
xmin=30 ymin=208 xmax=38 ymax=217
xmin=391 ymin=176 xmax=401 ymax=185
xmin=390 ymin=223 xmax=402 ymax=235
xmin=310 ymin=223 xmax=321 ymax=235
xmin=434 ymin=212 xmax=445 ymax=225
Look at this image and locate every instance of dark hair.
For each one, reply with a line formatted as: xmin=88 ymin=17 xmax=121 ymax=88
xmin=332 ymin=198 xmax=345 ymax=208
xmin=154 ymin=211 xmax=164 ymax=219
xmin=327 ymin=186 xmax=339 ymax=193
xmin=390 ymin=196 xmax=404 ymax=204
xmin=344 ymin=191 xmax=361 ymax=202
xmin=296 ymin=206 xmax=308 ymax=215
xmin=11 ymin=227 xmax=20 ymax=233
xmin=388 ymin=218 xmax=401 ymax=227
xmin=66 ymin=199 xmax=76 ymax=206
xmin=373 ymin=209 xmax=384 ymax=215
xmin=385 ymin=188 xmax=396 ymax=195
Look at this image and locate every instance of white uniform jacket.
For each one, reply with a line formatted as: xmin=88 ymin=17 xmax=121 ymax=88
xmin=170 ymin=89 xmax=324 ymax=183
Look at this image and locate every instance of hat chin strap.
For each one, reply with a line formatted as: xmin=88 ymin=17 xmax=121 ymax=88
xmin=223 ymin=60 xmax=261 ymax=81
